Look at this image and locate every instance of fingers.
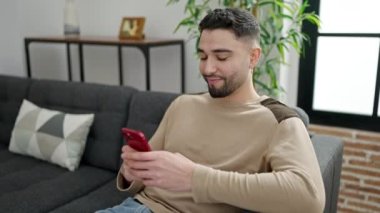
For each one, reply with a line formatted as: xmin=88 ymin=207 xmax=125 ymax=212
xmin=124 ymin=150 xmax=162 ymax=162
xmin=121 ymin=163 xmax=139 ymax=182
xmin=122 ymin=162 xmax=157 ymax=183
xmin=120 ymin=150 xmax=170 ymax=184
xmin=129 ymin=169 xmax=165 ymax=188
xmin=120 ymin=145 xmax=157 ymax=182
xmin=121 ymin=145 xmax=142 ymax=161
xmin=121 ymin=161 xmax=153 ymax=182
xmin=130 ymin=169 xmax=156 ymax=180
xmin=122 ymin=145 xmax=136 ymax=152
xmin=121 ymin=151 xmax=156 ymax=173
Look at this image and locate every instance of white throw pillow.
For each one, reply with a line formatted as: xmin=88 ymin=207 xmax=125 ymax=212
xmin=9 ymin=99 xmax=94 ymax=171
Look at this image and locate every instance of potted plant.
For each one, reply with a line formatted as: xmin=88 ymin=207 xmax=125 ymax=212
xmin=167 ymin=0 xmax=320 ymax=97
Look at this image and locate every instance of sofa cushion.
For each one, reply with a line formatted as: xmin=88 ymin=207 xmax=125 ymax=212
xmin=9 ymin=99 xmax=94 ymax=171
xmin=26 ymin=79 xmax=137 ymax=171
xmin=0 ymin=150 xmax=115 ymax=213
xmin=50 ymin=180 xmax=126 ymax=213
xmin=0 ymin=75 xmax=31 ymax=147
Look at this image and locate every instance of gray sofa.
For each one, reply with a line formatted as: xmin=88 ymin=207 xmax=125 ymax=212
xmin=0 ymin=74 xmax=343 ymax=213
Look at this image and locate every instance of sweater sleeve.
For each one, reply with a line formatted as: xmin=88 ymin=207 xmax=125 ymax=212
xmin=191 ymin=117 xmax=325 ymax=213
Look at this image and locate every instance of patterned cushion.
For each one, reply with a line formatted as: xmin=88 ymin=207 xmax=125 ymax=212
xmin=8 ymin=99 xmax=94 ymax=171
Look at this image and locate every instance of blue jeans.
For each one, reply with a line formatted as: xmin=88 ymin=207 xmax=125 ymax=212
xmin=96 ymin=197 xmax=152 ymax=213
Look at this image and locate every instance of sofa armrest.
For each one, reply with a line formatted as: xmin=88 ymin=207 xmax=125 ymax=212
xmin=311 ymin=134 xmax=344 ymax=213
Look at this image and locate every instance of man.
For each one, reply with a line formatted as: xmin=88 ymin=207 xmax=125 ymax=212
xmin=99 ymin=8 xmax=325 ymax=213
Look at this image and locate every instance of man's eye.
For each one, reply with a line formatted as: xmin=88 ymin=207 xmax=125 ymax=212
xmin=217 ymin=57 xmax=228 ymax=61
xmin=200 ymin=56 xmax=207 ymax=61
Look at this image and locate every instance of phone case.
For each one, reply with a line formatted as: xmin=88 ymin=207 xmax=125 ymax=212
xmin=121 ymin=128 xmax=151 ymax=152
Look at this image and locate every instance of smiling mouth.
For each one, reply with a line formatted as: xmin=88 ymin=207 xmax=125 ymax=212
xmin=207 ymin=77 xmax=221 ymax=83
xmin=204 ymin=76 xmax=224 ymax=86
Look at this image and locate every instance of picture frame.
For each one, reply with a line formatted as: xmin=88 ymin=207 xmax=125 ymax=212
xmin=119 ymin=17 xmax=146 ymax=40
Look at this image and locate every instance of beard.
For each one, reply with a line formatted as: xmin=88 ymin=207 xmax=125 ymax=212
xmin=203 ymin=73 xmax=244 ymax=98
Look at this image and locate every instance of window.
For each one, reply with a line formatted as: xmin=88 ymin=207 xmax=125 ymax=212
xmin=298 ymin=0 xmax=380 ymax=131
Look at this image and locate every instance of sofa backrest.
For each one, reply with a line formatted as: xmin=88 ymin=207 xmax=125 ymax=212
xmin=26 ymin=79 xmax=137 ymax=172
xmin=0 ymin=75 xmax=180 ymax=172
xmin=126 ymin=91 xmax=179 ymax=140
xmin=0 ymin=75 xmax=31 ymax=148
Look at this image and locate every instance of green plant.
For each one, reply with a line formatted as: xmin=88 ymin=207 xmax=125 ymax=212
xmin=167 ymin=0 xmax=320 ymax=97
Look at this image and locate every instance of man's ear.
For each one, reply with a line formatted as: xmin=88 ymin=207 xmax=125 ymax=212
xmin=249 ymin=47 xmax=261 ymax=69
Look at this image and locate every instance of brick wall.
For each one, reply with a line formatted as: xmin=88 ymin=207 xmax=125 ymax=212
xmin=309 ymin=124 xmax=380 ymax=213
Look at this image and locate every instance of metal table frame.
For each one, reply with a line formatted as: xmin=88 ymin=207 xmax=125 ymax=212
xmin=25 ymin=36 xmax=185 ymax=92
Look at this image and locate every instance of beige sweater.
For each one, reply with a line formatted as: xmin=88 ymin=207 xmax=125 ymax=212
xmin=117 ymin=94 xmax=325 ymax=213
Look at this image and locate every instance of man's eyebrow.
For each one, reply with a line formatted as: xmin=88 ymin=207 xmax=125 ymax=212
xmin=212 ymin=49 xmax=232 ymax=53
xmin=197 ymin=48 xmax=232 ymax=53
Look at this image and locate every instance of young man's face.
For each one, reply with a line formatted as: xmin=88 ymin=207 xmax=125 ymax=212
xmin=198 ymin=29 xmax=259 ymax=98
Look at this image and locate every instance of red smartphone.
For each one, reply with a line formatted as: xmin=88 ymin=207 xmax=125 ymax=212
xmin=121 ymin=128 xmax=151 ymax=152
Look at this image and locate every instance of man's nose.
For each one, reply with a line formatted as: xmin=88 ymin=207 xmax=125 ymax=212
xmin=203 ymin=59 xmax=217 ymax=75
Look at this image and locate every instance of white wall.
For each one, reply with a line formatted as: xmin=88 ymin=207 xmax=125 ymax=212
xmin=0 ymin=0 xmax=299 ymax=105
xmin=0 ymin=0 xmax=206 ymax=93
xmin=0 ymin=0 xmax=23 ymax=77
xmin=279 ymin=49 xmax=300 ymax=107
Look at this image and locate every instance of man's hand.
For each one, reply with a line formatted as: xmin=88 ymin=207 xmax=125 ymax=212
xmin=120 ymin=145 xmax=196 ymax=192
xmin=120 ymin=145 xmax=141 ymax=182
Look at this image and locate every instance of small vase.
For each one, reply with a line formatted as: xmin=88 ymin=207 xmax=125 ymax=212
xmin=64 ymin=0 xmax=80 ymax=36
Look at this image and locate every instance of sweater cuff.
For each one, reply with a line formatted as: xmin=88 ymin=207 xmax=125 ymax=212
xmin=192 ymin=164 xmax=213 ymax=203
xmin=116 ymin=169 xmax=144 ymax=195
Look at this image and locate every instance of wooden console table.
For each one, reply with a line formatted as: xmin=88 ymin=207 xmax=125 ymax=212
xmin=24 ymin=36 xmax=185 ymax=92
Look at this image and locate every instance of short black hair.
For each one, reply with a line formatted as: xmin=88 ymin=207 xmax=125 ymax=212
xmin=199 ymin=8 xmax=260 ymax=45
